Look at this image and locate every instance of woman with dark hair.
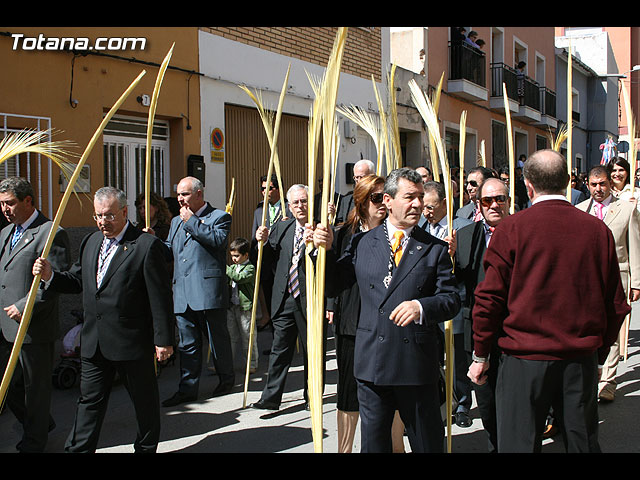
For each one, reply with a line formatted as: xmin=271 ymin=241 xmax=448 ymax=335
xmin=608 ymin=157 xmax=640 ymax=211
xmin=330 ymin=174 xmax=388 ymax=452
xmin=135 ymin=192 xmax=173 ymax=241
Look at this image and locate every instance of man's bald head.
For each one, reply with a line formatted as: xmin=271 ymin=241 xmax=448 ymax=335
xmin=523 ymin=149 xmax=569 ymax=196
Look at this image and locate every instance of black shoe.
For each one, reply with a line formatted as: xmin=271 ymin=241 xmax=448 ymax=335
xmin=454 ymin=411 xmax=472 ymax=428
xmin=211 ymin=382 xmax=234 ymax=398
xmin=162 ymin=391 xmax=197 ymax=407
xmin=250 ymin=399 xmax=279 ymax=410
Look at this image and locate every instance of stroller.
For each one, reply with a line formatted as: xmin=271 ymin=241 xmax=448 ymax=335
xmin=52 ymin=310 xmax=83 ymax=389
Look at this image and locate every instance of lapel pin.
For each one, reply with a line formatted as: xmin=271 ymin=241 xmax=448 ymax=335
xmin=416 ymin=245 xmax=423 ymax=250
xmin=123 ymin=246 xmax=128 ymax=251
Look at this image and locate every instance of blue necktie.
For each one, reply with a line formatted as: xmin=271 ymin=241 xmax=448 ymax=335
xmin=96 ymin=237 xmax=118 ymax=288
xmin=10 ymin=225 xmax=23 ymax=251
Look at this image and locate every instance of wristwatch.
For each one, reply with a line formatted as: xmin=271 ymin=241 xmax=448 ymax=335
xmin=472 ymin=351 xmax=488 ymax=363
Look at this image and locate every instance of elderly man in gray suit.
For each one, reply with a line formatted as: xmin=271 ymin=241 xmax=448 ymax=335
xmin=0 ymin=177 xmax=71 ymax=452
xmin=161 ymin=176 xmax=235 ymax=407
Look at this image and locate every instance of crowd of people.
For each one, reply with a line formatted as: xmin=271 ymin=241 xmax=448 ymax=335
xmin=0 ymin=147 xmax=638 ymax=453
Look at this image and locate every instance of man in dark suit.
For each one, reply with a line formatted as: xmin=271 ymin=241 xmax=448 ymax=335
xmin=0 ymin=177 xmax=71 ymax=452
xmin=468 ymin=150 xmax=631 ymax=453
xmin=162 ymin=176 xmax=235 ymax=407
xmin=251 ymin=174 xmax=289 ymax=330
xmin=456 ymin=166 xmax=494 ymax=221
xmin=315 ymin=168 xmax=460 ymax=453
xmin=33 ymin=186 xmax=174 ymax=453
xmin=455 ymin=177 xmax=510 ymax=452
xmin=250 ymin=184 xmax=317 ymax=411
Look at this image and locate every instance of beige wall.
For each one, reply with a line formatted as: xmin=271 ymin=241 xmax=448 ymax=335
xmin=0 ymin=27 xmax=201 ymax=227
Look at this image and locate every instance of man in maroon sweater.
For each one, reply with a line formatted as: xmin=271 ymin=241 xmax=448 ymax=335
xmin=468 ymin=149 xmax=630 ymax=453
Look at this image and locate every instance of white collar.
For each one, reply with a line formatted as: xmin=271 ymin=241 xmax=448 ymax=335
xmin=385 ymin=218 xmax=413 ymax=240
xmin=532 ymin=194 xmax=570 ymax=205
xmin=194 ymin=203 xmax=208 ymax=217
xmin=105 ymin=221 xmax=130 ymax=244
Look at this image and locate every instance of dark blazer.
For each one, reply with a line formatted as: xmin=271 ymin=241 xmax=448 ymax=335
xmin=456 ymin=201 xmax=476 ymax=220
xmin=166 ymin=203 xmax=230 ymax=314
xmin=251 ymin=200 xmax=290 ymax=240
xmin=49 ymin=224 xmax=175 ymax=361
xmin=0 ymin=212 xmax=71 ymax=344
xmin=262 ymin=218 xmax=308 ymax=319
xmin=455 ymin=221 xmax=488 ymax=352
xmin=330 ymin=222 xmax=460 ymax=386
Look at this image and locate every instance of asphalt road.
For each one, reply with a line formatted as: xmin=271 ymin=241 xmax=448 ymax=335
xmin=1 ymin=304 xmax=638 ymax=454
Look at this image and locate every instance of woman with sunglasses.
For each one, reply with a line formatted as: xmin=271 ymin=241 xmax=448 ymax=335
xmin=328 ymin=174 xmax=407 ymax=452
xmin=608 ymin=157 xmax=640 ymax=211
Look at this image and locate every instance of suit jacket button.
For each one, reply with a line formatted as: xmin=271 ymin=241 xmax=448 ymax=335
xmin=378 ymin=335 xmax=384 ymax=342
xmin=369 ymin=284 xmax=374 ymax=289
xmin=379 ymin=308 xmax=384 ymax=314
xmin=403 ymin=338 xmax=409 ymax=343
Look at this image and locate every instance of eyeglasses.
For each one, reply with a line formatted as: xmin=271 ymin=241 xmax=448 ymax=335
xmin=480 ymin=195 xmax=507 ymax=207
xmin=289 ymin=199 xmax=308 ymax=206
xmin=93 ymin=213 xmax=117 ymax=222
xmin=467 ymin=180 xmax=479 ymax=188
xmin=369 ymin=192 xmax=384 ymax=204
xmin=261 ymin=185 xmax=275 ymax=192
xmin=353 ymin=175 xmax=365 ymax=182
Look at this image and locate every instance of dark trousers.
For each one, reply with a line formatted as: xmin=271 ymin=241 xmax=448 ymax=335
xmin=496 ymin=353 xmax=601 ymax=453
xmin=260 ymin=293 xmax=325 ymax=406
xmin=437 ymin=330 xmax=472 ymax=413
xmin=175 ymin=306 xmax=235 ymax=396
xmin=64 ymin=346 xmax=160 ymax=453
xmin=357 ymin=379 xmax=444 ymax=453
xmin=0 ymin=337 xmax=54 ymax=452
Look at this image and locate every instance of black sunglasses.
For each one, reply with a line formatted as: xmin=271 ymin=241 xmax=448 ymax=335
xmin=480 ymin=195 xmax=507 ymax=207
xmin=369 ymin=192 xmax=384 ymax=204
xmin=467 ymin=180 xmax=479 ymax=188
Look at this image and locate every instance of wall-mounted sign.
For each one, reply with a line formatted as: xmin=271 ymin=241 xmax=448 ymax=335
xmin=211 ymin=127 xmax=225 ymax=163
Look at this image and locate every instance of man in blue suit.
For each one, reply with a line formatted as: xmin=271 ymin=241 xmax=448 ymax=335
xmin=161 ymin=176 xmax=235 ymax=407
xmin=315 ymin=168 xmax=461 ymax=453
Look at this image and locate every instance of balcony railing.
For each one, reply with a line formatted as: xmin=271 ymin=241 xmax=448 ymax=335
xmin=540 ymin=87 xmax=556 ymax=118
xmin=449 ymin=42 xmax=486 ymax=88
xmin=490 ymin=62 xmax=541 ymax=112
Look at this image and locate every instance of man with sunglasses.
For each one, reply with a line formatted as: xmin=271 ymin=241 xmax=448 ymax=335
xmin=468 ymin=150 xmax=630 ymax=453
xmin=456 ymin=167 xmax=494 ymax=221
xmin=33 ymin=186 xmax=174 ymax=452
xmin=455 ymin=177 xmax=509 ymax=452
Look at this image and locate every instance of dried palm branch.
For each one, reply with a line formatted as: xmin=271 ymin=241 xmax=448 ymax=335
xmin=408 ymin=77 xmax=455 ymax=453
xmin=238 ymin=85 xmax=286 ymax=208
xmin=336 ymin=104 xmax=384 ymax=173
xmin=502 ymin=83 xmax=516 ymax=214
xmin=225 ymin=177 xmax=236 ymax=215
xmin=0 ymin=70 xmax=146 ymax=412
xmin=478 ymin=139 xmax=486 ymax=167
xmin=145 ymin=43 xmax=174 ymax=229
xmin=372 ymin=75 xmax=391 ymax=176
xmin=241 ymin=64 xmax=291 ymax=409
xmin=310 ymin=26 xmax=348 ymax=453
xmin=387 ymin=64 xmax=402 ymax=169
xmin=459 ymin=110 xmax=467 ymax=209
xmin=428 ymin=73 xmax=445 ymax=181
xmin=547 ymin=123 xmax=569 ymax=152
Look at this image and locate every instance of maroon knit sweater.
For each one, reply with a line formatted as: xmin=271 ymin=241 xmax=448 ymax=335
xmin=472 ymin=199 xmax=630 ymax=364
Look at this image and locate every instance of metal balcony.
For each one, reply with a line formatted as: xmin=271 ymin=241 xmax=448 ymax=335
xmin=447 ymin=42 xmax=488 ymax=102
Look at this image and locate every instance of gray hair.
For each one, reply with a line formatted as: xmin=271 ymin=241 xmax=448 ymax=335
xmin=95 ymin=186 xmax=127 ymax=209
xmin=423 ymin=181 xmax=446 ymax=202
xmin=0 ymin=177 xmax=34 ymax=201
xmin=355 ymin=159 xmax=375 ymax=174
xmin=286 ymin=184 xmax=309 ymax=203
xmin=384 ymin=168 xmax=423 ymax=198
xmin=181 ymin=176 xmax=204 ymax=193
